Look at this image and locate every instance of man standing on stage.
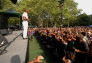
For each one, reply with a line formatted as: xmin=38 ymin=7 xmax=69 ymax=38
xmin=22 ymin=9 xmax=29 ymax=39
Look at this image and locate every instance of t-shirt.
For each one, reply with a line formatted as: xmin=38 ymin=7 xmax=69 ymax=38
xmin=22 ymin=12 xmax=28 ymax=20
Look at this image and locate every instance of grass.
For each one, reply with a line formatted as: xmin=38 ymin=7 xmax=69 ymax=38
xmin=28 ymin=36 xmax=44 ymax=60
xmin=28 ymin=36 xmax=52 ymax=63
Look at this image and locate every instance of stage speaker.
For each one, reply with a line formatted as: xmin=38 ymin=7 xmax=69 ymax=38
xmin=11 ymin=0 xmax=17 ymax=4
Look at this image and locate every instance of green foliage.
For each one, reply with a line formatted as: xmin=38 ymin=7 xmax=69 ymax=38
xmin=0 ymin=0 xmax=3 ymax=9
xmin=0 ymin=0 xmax=16 ymax=11
xmin=60 ymin=0 xmax=81 ymax=26
xmin=28 ymin=36 xmax=52 ymax=63
xmin=15 ymin=0 xmax=60 ymax=27
xmin=8 ymin=17 xmax=20 ymax=25
xmin=76 ymin=13 xmax=90 ymax=26
xmin=89 ymin=15 xmax=92 ymax=25
xmin=0 ymin=0 xmax=84 ymax=27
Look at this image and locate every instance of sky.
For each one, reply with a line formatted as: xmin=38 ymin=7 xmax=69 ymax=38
xmin=74 ymin=0 xmax=92 ymax=15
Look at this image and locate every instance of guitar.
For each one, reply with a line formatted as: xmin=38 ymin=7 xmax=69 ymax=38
xmin=22 ymin=16 xmax=29 ymax=21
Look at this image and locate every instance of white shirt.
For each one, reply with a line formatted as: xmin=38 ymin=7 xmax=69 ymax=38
xmin=22 ymin=12 xmax=28 ymax=19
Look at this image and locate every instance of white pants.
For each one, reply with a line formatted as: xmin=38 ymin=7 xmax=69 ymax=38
xmin=22 ymin=21 xmax=28 ymax=38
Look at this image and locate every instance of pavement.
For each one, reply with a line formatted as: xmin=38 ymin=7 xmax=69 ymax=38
xmin=0 ymin=30 xmax=28 ymax=63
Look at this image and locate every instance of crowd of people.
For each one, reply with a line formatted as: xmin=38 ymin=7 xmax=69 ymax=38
xmin=28 ymin=26 xmax=92 ymax=63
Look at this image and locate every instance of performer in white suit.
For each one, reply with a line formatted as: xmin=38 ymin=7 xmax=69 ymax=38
xmin=22 ymin=9 xmax=29 ymax=39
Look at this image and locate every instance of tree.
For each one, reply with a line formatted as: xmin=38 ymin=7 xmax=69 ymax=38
xmin=16 ymin=0 xmax=60 ymax=27
xmin=0 ymin=0 xmax=3 ymax=9
xmin=76 ymin=13 xmax=90 ymax=26
xmin=89 ymin=15 xmax=92 ymax=25
xmin=59 ymin=0 xmax=81 ymax=26
xmin=0 ymin=0 xmax=16 ymax=11
xmin=0 ymin=0 xmax=81 ymax=27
